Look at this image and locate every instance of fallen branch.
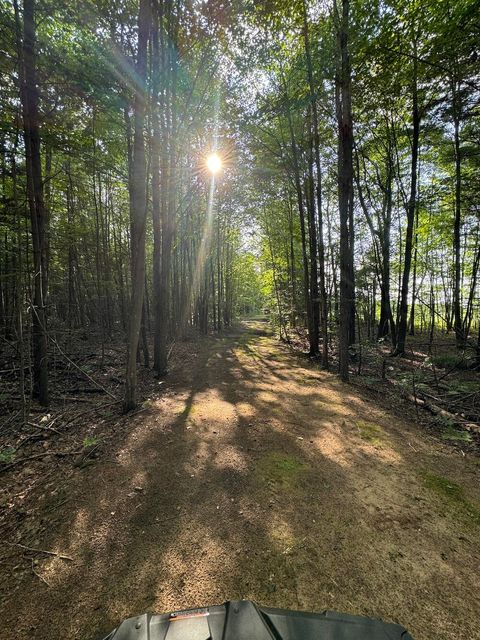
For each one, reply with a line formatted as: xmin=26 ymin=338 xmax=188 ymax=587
xmin=49 ymin=340 xmax=116 ymax=399
xmin=11 ymin=542 xmax=73 ymax=561
xmin=65 ymin=388 xmax=107 ymax=395
xmin=29 ymin=303 xmax=116 ymax=400
xmin=27 ymin=421 xmax=62 ymax=436
xmin=391 ymin=379 xmax=480 ymax=434
xmin=61 ymin=400 xmax=122 ymax=428
xmin=0 ymin=449 xmax=83 ymax=473
xmin=31 ymin=559 xmax=51 ymax=586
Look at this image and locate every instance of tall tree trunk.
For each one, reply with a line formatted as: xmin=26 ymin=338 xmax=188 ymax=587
xmin=151 ymin=0 xmax=163 ymax=371
xmin=380 ymin=151 xmax=396 ymax=344
xmin=302 ymin=0 xmax=328 ymax=366
xmin=286 ymin=195 xmax=296 ymax=327
xmin=124 ymin=0 xmax=150 ymax=411
xmin=335 ymin=0 xmax=354 ymax=382
xmin=284 ymin=86 xmax=314 ymax=351
xmin=156 ymin=0 xmax=175 ymax=373
xmin=18 ymin=0 xmax=49 ymax=405
xmin=12 ymin=129 xmax=27 ymax=421
xmin=452 ymin=77 xmax=464 ymax=349
xmin=394 ymin=43 xmax=420 ymax=356
xmin=306 ymin=109 xmax=320 ymax=355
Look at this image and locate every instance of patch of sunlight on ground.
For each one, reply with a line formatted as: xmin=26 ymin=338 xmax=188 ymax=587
xmin=190 ymin=440 xmax=211 ymax=468
xmin=43 ymin=508 xmax=91 ymax=583
xmin=235 ymin=401 xmax=256 ymax=418
xmin=268 ymin=518 xmax=297 ymax=554
xmin=356 ymin=421 xmax=385 ymax=446
xmin=313 ymin=428 xmax=352 ymax=468
xmin=257 ymin=390 xmax=279 ymax=404
xmin=186 ymin=389 xmax=237 ymax=424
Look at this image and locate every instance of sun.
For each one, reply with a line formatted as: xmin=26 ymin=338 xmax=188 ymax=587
xmin=206 ymin=152 xmax=222 ymax=175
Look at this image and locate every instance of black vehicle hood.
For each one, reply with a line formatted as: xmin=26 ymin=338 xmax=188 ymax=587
xmin=103 ymin=599 xmax=413 ymax=639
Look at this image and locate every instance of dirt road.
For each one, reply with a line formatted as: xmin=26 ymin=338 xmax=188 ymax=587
xmin=2 ymin=321 xmax=479 ymax=639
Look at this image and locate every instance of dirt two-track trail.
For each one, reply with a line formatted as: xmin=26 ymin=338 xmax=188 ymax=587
xmin=1 ymin=320 xmax=479 ymax=640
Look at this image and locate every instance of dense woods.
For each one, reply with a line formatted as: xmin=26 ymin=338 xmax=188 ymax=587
xmin=244 ymin=0 xmax=480 ymax=374
xmin=1 ymin=3 xmax=480 ymax=639
xmin=0 ymin=0 xmax=479 ymax=414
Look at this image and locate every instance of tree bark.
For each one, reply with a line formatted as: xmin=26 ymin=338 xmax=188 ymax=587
xmin=394 ymin=43 xmax=420 ymax=356
xmin=283 ymin=85 xmax=314 ymax=352
xmin=302 ymin=0 xmax=328 ymax=366
xmin=306 ymin=109 xmax=320 ymax=355
xmin=124 ymin=0 xmax=150 ymax=411
xmin=151 ymin=0 xmax=163 ymax=372
xmin=452 ymin=76 xmax=464 ymax=349
xmin=19 ymin=0 xmax=49 ymax=405
xmin=335 ymin=0 xmax=354 ymax=382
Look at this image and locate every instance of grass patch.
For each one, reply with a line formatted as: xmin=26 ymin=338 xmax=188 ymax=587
xmin=362 ymin=376 xmax=383 ymax=386
xmin=257 ymin=452 xmax=307 ymax=489
xmin=0 ymin=447 xmax=15 ymax=464
xmin=429 ymin=353 xmax=469 ymax=370
xmin=440 ymin=424 xmax=472 ymax=443
xmin=445 ymin=379 xmax=479 ymax=395
xmin=356 ymin=421 xmax=385 ymax=446
xmin=422 ymin=471 xmax=480 ymax=526
xmin=83 ymin=435 xmax=101 ymax=448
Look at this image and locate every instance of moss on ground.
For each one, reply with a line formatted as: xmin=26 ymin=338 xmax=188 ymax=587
xmin=440 ymin=424 xmax=472 ymax=443
xmin=356 ymin=421 xmax=385 ymax=446
xmin=422 ymin=471 xmax=480 ymax=526
xmin=256 ymin=452 xmax=307 ymax=489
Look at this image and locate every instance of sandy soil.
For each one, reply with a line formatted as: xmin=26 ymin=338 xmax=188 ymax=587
xmin=1 ymin=320 xmax=479 ymax=640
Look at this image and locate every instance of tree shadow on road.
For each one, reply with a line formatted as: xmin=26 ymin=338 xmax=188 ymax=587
xmin=4 ymin=322 xmax=480 ymax=640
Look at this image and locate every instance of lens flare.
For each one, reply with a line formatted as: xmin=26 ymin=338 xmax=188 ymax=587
xmin=206 ymin=152 xmax=222 ymax=174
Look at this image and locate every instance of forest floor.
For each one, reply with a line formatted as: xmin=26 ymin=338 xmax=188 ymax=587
xmin=1 ymin=319 xmax=479 ymax=640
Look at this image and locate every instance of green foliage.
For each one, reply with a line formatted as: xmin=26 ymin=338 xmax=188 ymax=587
xmin=233 ymin=251 xmax=265 ymax=316
xmin=445 ymin=380 xmax=479 ymax=395
xmin=0 ymin=448 xmax=16 ymax=464
xmin=440 ymin=425 xmax=472 ymax=443
xmin=83 ymin=436 xmax=100 ymax=449
xmin=429 ymin=354 xmax=468 ymax=370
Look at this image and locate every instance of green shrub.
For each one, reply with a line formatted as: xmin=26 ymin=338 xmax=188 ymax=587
xmin=83 ymin=435 xmax=100 ymax=448
xmin=0 ymin=447 xmax=16 ymax=464
xmin=441 ymin=424 xmax=472 ymax=443
xmin=430 ymin=353 xmax=468 ymax=370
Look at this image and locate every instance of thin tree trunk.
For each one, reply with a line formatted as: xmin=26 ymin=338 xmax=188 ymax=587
xmin=17 ymin=0 xmax=49 ymax=405
xmin=124 ymin=0 xmax=150 ymax=411
xmin=452 ymin=76 xmax=464 ymax=349
xmin=151 ymin=0 xmax=163 ymax=371
xmin=306 ymin=109 xmax=320 ymax=355
xmin=283 ymin=86 xmax=313 ymax=350
xmin=302 ymin=0 xmax=328 ymax=366
xmin=394 ymin=41 xmax=420 ymax=356
xmin=409 ymin=201 xmax=419 ymax=335
xmin=335 ymin=0 xmax=354 ymax=381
